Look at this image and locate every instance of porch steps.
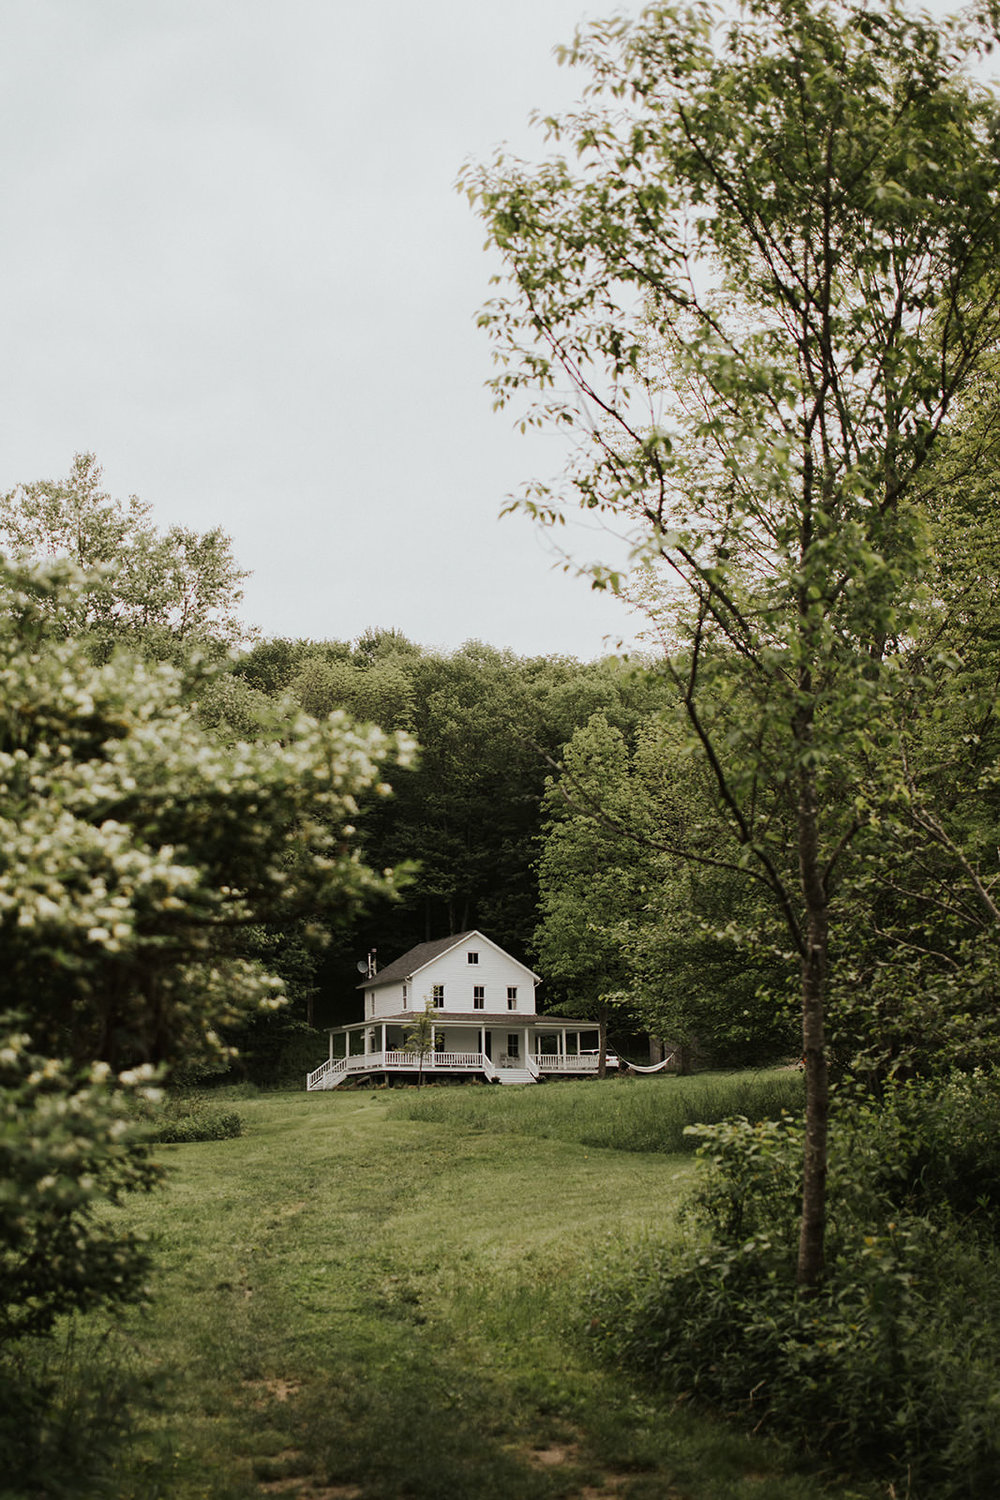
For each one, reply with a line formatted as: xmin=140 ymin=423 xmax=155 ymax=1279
xmin=494 ymin=1067 xmax=535 ymax=1085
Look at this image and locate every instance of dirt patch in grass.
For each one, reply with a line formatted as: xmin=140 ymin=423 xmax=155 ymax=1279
xmin=528 ymin=1441 xmax=582 ymax=1468
xmin=254 ymin=1445 xmax=361 ymax=1498
xmin=244 ymin=1377 xmax=302 ymax=1406
xmin=523 ymin=1436 xmax=658 ymax=1498
xmin=259 ymin=1483 xmax=361 ymax=1499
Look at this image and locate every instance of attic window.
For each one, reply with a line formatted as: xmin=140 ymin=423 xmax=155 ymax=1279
xmin=467 ymin=951 xmax=479 ymax=964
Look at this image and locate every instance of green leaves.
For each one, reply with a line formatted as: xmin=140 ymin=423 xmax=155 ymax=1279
xmin=0 ymin=1022 xmax=160 ymax=1344
xmin=0 ymin=453 xmax=252 ymax=664
xmin=470 ymin=0 xmax=1000 ymax=1286
xmin=0 ymin=557 xmax=413 ymax=1071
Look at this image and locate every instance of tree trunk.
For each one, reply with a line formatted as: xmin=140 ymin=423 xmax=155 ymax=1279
xmin=796 ymin=758 xmax=829 ymax=1290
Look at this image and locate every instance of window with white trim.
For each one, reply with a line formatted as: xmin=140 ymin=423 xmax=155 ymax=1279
xmin=507 ymin=987 xmax=517 ymax=1010
xmin=467 ymin=951 xmax=479 ymax=964
xmin=432 ymin=984 xmax=444 ymax=1008
xmin=401 ymin=983 xmax=408 ymax=1009
xmin=473 ymin=985 xmax=485 ymax=1009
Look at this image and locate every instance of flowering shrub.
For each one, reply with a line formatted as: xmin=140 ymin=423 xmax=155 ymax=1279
xmin=0 ymin=557 xmax=415 ymax=1072
xmin=0 ymin=1023 xmax=160 ymax=1344
xmin=0 ymin=555 xmax=412 ymax=1353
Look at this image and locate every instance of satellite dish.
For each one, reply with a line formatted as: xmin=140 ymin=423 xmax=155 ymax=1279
xmin=356 ymin=960 xmax=369 ymax=975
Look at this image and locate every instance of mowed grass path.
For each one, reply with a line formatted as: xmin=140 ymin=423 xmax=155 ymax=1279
xmin=107 ymin=1084 xmax=876 ymax=1500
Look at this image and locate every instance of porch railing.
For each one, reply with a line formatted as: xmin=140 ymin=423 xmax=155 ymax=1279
xmin=307 ymin=1046 xmax=608 ymax=1089
xmin=535 ymin=1054 xmax=600 ymax=1072
xmin=308 ymin=1049 xmax=488 ymax=1087
xmin=306 ymin=1056 xmax=349 ymax=1090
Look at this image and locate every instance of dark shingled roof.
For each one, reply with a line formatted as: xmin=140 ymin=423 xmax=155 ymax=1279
xmin=357 ymin=932 xmax=479 ymax=990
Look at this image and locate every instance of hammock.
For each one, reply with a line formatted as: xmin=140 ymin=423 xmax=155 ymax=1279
xmin=624 ymin=1055 xmax=675 ymax=1074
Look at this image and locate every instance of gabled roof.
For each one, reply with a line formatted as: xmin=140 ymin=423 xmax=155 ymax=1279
xmin=357 ymin=931 xmax=540 ymax=989
xmin=357 ymin=932 xmax=477 ymax=989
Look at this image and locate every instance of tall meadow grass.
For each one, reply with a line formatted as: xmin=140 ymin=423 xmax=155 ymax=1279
xmin=387 ymin=1069 xmax=804 ymax=1154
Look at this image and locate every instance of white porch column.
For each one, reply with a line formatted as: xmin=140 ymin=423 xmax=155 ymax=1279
xmin=328 ymin=1030 xmax=334 ymax=1062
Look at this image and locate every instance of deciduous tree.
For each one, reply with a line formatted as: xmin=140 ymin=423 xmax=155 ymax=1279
xmin=0 ymin=553 xmax=414 ymax=1361
xmin=0 ymin=453 xmax=250 ymax=661
xmin=0 ymin=558 xmax=413 ymax=1070
xmin=535 ymin=715 xmax=645 ymax=1071
xmin=464 ymin=0 xmax=1000 ymax=1285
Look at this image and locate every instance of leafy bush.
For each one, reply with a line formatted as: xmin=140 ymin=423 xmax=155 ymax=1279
xmin=589 ymin=1075 xmax=1000 ymax=1496
xmin=839 ymin=1070 xmax=1000 ymax=1226
xmin=144 ymin=1092 xmax=244 ymax=1144
xmin=0 ymin=1021 xmax=161 ymax=1346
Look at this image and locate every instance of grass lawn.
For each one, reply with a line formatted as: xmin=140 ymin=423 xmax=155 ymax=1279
xmin=62 ymin=1081 xmax=878 ymax=1500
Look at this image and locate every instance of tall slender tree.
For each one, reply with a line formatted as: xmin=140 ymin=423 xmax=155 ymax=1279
xmin=464 ymin=0 xmax=1000 ymax=1285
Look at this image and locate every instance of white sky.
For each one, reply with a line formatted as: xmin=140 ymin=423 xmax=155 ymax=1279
xmin=0 ymin=1 xmax=978 ymax=661
xmin=0 ymin=0 xmax=641 ymax=660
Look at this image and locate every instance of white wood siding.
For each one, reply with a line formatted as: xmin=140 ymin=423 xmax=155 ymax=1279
xmin=372 ymin=981 xmax=406 ymax=1019
xmin=412 ymin=937 xmax=536 ymax=1017
xmin=367 ymin=935 xmax=535 ymax=1019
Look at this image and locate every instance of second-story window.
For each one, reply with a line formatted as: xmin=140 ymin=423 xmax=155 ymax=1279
xmin=401 ymin=983 xmax=408 ymax=1009
xmin=473 ymin=985 xmax=485 ymax=1009
xmin=507 ymin=987 xmax=518 ymax=1010
xmin=432 ymin=984 xmax=445 ymax=1008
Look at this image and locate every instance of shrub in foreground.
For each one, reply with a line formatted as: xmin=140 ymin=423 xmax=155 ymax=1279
xmin=0 ymin=1021 xmax=160 ymax=1345
xmin=589 ymin=1077 xmax=1000 ymax=1497
xmin=144 ymin=1091 xmax=245 ymax=1144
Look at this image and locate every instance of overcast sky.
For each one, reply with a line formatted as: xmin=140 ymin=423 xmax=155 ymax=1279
xmin=0 ymin=0 xmax=649 ymax=660
xmin=1 ymin=2 xmax=979 ymax=662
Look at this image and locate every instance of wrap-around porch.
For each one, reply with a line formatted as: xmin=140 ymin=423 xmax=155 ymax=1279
xmin=306 ymin=1017 xmax=607 ymax=1090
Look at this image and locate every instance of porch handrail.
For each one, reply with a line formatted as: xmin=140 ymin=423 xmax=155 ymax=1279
xmin=306 ymin=1056 xmax=349 ymax=1090
xmin=308 ymin=1049 xmax=502 ymax=1087
xmin=535 ymin=1054 xmax=599 ymax=1071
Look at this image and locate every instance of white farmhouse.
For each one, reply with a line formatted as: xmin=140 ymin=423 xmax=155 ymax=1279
xmin=306 ymin=930 xmax=609 ymax=1089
